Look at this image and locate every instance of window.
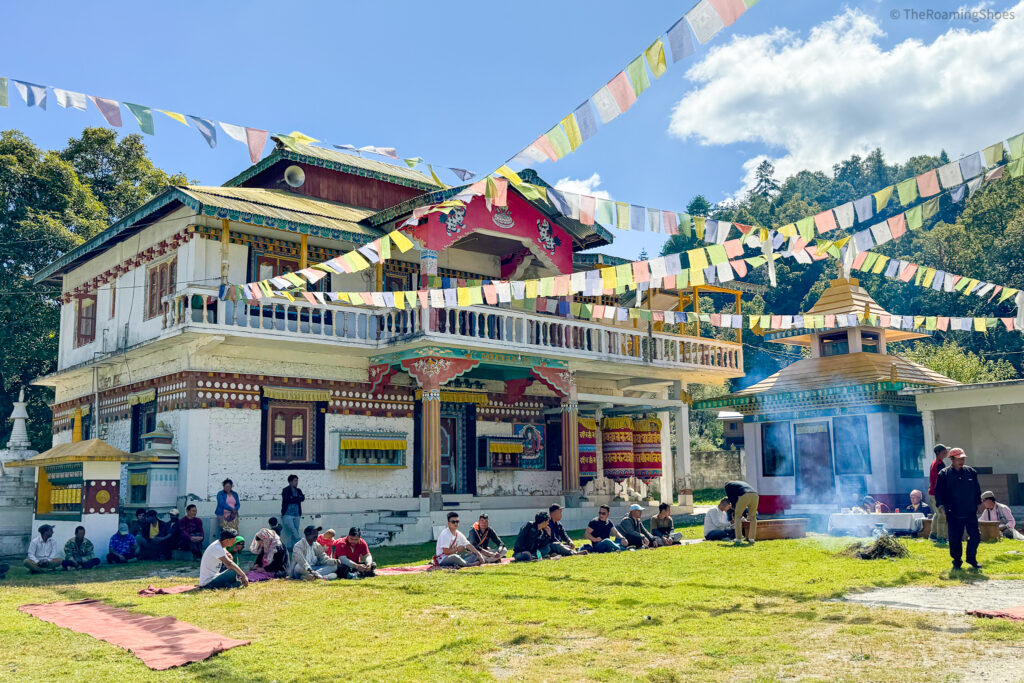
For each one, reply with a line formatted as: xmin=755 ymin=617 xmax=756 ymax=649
xmin=761 ymin=421 xmax=794 ymax=476
xmin=130 ymin=400 xmax=157 ymax=453
xmin=861 ymin=332 xmax=879 ymax=354
xmin=819 ymin=331 xmax=849 ymax=357
xmin=833 ymin=415 xmax=871 ymax=474
xmin=74 ymin=294 xmax=97 ymax=347
xmin=146 ymin=259 xmax=177 ymax=319
xmin=261 ymin=400 xmax=325 ymax=469
xmin=898 ymin=415 xmax=925 ymax=477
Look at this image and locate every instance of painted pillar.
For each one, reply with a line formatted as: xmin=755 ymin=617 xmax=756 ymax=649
xmin=421 ymin=374 xmax=442 ymax=508
xmin=420 ymin=248 xmax=439 ymax=331
xmin=219 ymin=218 xmax=230 ymax=284
xmin=674 ymin=404 xmax=693 ymax=509
xmin=561 ymin=394 xmax=580 ymax=504
xmin=593 ymin=407 xmax=604 ymax=480
xmin=658 ymin=410 xmax=674 ymax=505
xmin=921 ymin=409 xmax=936 ymax=461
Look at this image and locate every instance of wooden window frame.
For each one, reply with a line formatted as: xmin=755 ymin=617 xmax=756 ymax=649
xmin=145 ymin=258 xmax=177 ymax=320
xmin=260 ymin=398 xmax=325 ymax=470
xmin=74 ymin=294 xmax=97 ymax=347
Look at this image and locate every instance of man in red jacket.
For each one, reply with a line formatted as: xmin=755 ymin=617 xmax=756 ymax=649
xmin=929 ymin=443 xmax=948 ymax=541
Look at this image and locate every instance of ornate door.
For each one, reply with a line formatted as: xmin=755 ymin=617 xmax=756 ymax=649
xmin=440 ymin=416 xmax=457 ymax=494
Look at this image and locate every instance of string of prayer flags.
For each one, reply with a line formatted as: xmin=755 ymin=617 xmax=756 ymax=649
xmin=14 ymin=80 xmax=47 ymax=109
xmin=0 ymin=77 xmax=7 ymax=108
xmin=54 ymin=88 xmax=87 ymax=110
xmin=124 ymin=103 xmax=154 ymax=135
xmin=90 ymin=96 xmax=122 ymax=127
xmin=188 ymin=116 xmax=217 ymax=148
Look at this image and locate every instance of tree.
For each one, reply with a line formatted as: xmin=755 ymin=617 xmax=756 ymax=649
xmin=900 ymin=341 xmax=1018 ymax=384
xmin=753 ymin=159 xmax=779 ymax=199
xmin=686 ymin=194 xmax=711 ymax=217
xmin=0 ymin=128 xmax=187 ymax=450
xmin=688 ymin=384 xmax=729 ymax=451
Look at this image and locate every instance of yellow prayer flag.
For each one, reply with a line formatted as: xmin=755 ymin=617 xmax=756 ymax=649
xmin=778 ymin=223 xmax=797 ymax=238
xmin=538 ymin=277 xmax=554 ymax=297
xmin=457 ymin=287 xmax=471 ymax=307
xmin=873 ymin=186 xmax=894 ymax=210
xmin=346 ymin=251 xmax=370 ymax=271
xmin=286 ymin=130 xmax=319 ymax=145
xmin=687 ymin=248 xmax=709 ymax=271
xmin=525 ymin=279 xmax=539 ymax=299
xmin=158 ymin=110 xmax=188 ymax=125
xmin=694 ymin=216 xmax=706 ymax=240
xmin=560 ymin=114 xmax=583 ymax=152
xmin=600 ymin=267 xmax=617 ymax=290
xmin=974 ymin=317 xmax=987 ymax=332
xmin=871 ymin=255 xmax=889 ymax=274
xmin=427 ymin=164 xmax=450 ymax=189
xmin=922 ymin=268 xmax=936 ymax=288
xmin=689 ymin=266 xmax=705 ymax=287
xmin=913 ymin=316 xmax=926 ymax=328
xmin=644 ymin=39 xmax=667 ymax=78
xmin=495 ymin=164 xmax=524 ymax=186
xmin=280 ymin=290 xmax=295 ymax=302
xmin=394 ymin=292 xmax=405 ymax=310
xmin=616 ymin=203 xmax=630 ymax=230
xmin=389 ymin=230 xmax=415 ymax=253
xmin=614 ymin=263 xmax=634 ymax=287
xmin=468 ymin=287 xmax=483 ymax=306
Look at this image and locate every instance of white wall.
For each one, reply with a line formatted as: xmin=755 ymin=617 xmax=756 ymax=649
xmin=475 ymin=420 xmax=561 ymax=496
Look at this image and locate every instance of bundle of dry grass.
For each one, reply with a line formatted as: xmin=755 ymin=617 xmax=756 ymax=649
xmin=840 ymin=535 xmax=910 ymax=560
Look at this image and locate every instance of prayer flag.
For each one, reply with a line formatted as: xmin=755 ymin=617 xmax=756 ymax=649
xmin=686 ymin=0 xmax=726 ymax=44
xmin=631 ymin=205 xmax=646 ymax=231
xmin=625 ymin=56 xmax=651 ymax=97
xmin=896 ymin=177 xmax=918 ymax=205
xmin=853 ymin=229 xmax=874 ymax=252
xmin=869 ymin=221 xmax=892 ymax=247
xmin=887 ymin=212 xmax=907 ymax=239
xmin=590 ymin=86 xmax=621 ymax=124
xmin=428 ymin=164 xmax=450 ymax=189
xmin=547 ymin=187 xmax=571 ymax=216
xmin=565 ymin=192 xmax=581 ymax=220
xmin=53 ymin=88 xmax=87 ymax=110
xmin=873 ymin=185 xmax=893 ymax=210
xmin=285 ymin=131 xmax=319 ymax=145
xmin=91 ymin=96 xmax=122 ymax=126
xmin=705 ymin=219 xmax=719 ymax=243
xmin=707 ymin=244 xmax=728 ymax=265
xmin=709 ymin=0 xmax=747 ymax=25
xmin=544 ymin=124 xmax=572 ymax=159
xmin=245 ymin=128 xmax=269 ymax=164
xmin=853 ymin=195 xmax=874 ymax=223
xmin=573 ymin=100 xmax=598 ymax=142
xmin=937 ymin=161 xmax=963 ymax=189
xmin=921 ymin=197 xmax=940 ymax=220
xmin=123 ymin=103 xmax=154 ymax=135
xmin=644 ymin=39 xmax=667 ymax=78
xmin=959 ymin=151 xmax=983 ymax=179
xmin=678 ymin=213 xmax=692 ymax=237
xmin=648 ymin=208 xmax=661 ymax=233
xmin=580 ymin=195 xmax=596 ymax=225
xmin=814 ymin=209 xmax=837 ymax=234
xmin=796 ymin=216 xmax=815 ymax=242
xmin=834 ymin=202 xmax=855 ymax=229
xmin=450 ymin=168 xmax=474 ymax=181
xmin=597 ymin=198 xmax=615 ymax=226
xmin=187 ymin=116 xmax=217 ymax=147
xmin=916 ymin=169 xmax=940 ymax=197
xmin=560 ymin=114 xmax=583 ymax=152
xmin=607 ymin=71 xmax=637 ymax=113
xmin=1008 ymin=132 xmax=1024 ymax=160
xmin=688 ymin=248 xmax=709 ymax=271
xmin=13 ymin=80 xmax=47 ymax=109
xmin=0 ymin=77 xmax=7 ymax=108
xmin=531 ymin=134 xmax=559 ymax=162
xmin=983 ymin=142 xmax=1004 ymax=167
xmin=950 ymin=183 xmax=967 ymax=203
xmin=219 ymin=121 xmax=247 ymax=143
xmin=906 ymin=204 xmax=923 ymax=230
xmin=158 ymin=110 xmax=188 ymax=125
xmin=615 ymin=202 xmax=629 ymax=230
xmin=666 ymin=17 xmax=696 ymax=62
xmin=694 ymin=216 xmax=705 ymax=240
xmin=662 ymin=210 xmax=678 ymax=235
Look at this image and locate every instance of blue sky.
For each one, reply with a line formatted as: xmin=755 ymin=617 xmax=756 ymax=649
xmin=3 ymin=1 xmax=1022 ymax=260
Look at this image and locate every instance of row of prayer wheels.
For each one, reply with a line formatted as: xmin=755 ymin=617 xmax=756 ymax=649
xmin=578 ymin=416 xmax=662 ymax=484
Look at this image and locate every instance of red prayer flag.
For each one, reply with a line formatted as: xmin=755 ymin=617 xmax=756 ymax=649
xmin=606 ymin=71 xmax=637 ymax=113
xmin=709 ymin=0 xmax=747 ymax=26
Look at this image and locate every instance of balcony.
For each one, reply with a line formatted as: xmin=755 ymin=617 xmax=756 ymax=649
xmin=163 ymin=287 xmax=743 ymax=378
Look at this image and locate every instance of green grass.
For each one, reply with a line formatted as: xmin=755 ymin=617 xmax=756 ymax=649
xmin=692 ymin=487 xmax=725 ymax=505
xmin=2 ymin=525 xmax=1024 ymax=682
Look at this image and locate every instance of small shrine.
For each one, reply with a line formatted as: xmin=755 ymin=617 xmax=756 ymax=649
xmin=694 ymin=277 xmax=958 ymax=513
xmin=125 ymin=422 xmax=181 ymax=514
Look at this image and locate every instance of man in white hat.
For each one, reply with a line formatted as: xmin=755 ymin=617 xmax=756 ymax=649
xmin=619 ymin=504 xmax=657 ymax=548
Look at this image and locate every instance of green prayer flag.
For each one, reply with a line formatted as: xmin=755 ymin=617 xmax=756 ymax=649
xmin=873 ymin=186 xmax=894 ymax=210
xmin=926 ymin=316 xmax=938 ymax=331
xmin=625 ymin=55 xmax=651 ymax=97
xmin=544 ymin=125 xmax=572 ymax=159
xmin=983 ymin=142 xmax=1005 ymax=167
xmin=694 ymin=216 xmax=706 ymax=240
xmin=677 ymin=269 xmax=689 ymax=288
xmin=796 ymin=217 xmax=815 ymax=242
xmin=0 ymin=77 xmax=7 ymax=108
xmin=999 ymin=287 xmax=1019 ymax=303
xmin=914 ymin=267 xmax=925 ymax=286
xmin=860 ymin=253 xmax=879 ymax=271
xmin=743 ymin=0 xmax=759 ymax=6
xmin=1008 ymin=133 xmax=1024 ymax=160
xmin=403 ymin=157 xmax=423 ymax=168
xmin=640 ymin=310 xmax=653 ymax=322
xmin=746 ymin=256 xmax=766 ymax=268
xmin=124 ymin=103 xmax=154 ymax=135
xmin=571 ymin=302 xmax=582 ymax=317
xmin=582 ymin=303 xmax=593 ymax=319
xmin=921 ymin=197 xmax=940 ymax=220
xmin=896 ymin=177 xmax=918 ymax=206
xmin=597 ymin=198 xmax=615 ymax=226
xmin=906 ymin=204 xmax=924 ymax=230
xmin=517 ymin=183 xmax=544 ymax=201
xmin=615 ymin=202 xmax=630 ymax=230
xmin=677 ymin=213 xmax=692 ymax=238
xmin=954 ymin=277 xmax=971 ymax=292
xmin=1009 ymin=158 xmax=1024 ymax=179
xmin=628 ymin=308 xmax=640 ymax=319
xmin=706 ymin=244 xmax=728 ymax=265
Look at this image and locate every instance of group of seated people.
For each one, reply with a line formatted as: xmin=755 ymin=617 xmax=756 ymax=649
xmin=433 ymin=503 xmax=687 ymax=568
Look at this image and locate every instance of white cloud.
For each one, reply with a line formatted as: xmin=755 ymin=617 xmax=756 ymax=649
xmin=669 ymin=3 xmax=1024 ymax=198
xmin=554 ymin=172 xmax=611 ymax=199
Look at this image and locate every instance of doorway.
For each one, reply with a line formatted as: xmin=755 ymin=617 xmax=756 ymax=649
xmin=794 ymin=421 xmax=835 ymax=501
xmin=440 ymin=416 xmax=459 ymax=494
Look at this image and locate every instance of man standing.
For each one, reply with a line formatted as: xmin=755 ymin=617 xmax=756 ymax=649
xmin=335 ymin=527 xmax=377 ymax=578
xmin=546 ymin=504 xmax=584 ymax=555
xmin=107 ymin=523 xmax=139 ymax=564
xmin=619 ymin=504 xmax=657 ymax=548
xmin=62 ymin=526 xmax=100 ymax=570
xmin=584 ymin=505 xmax=625 ymax=553
xmin=290 ymin=525 xmax=340 ymax=580
xmin=199 ymin=529 xmax=250 ymax=589
xmin=24 ymin=525 xmax=61 ymax=573
xmin=467 ymin=513 xmax=507 ymax=563
xmin=929 ymin=444 xmax=949 ymax=541
xmin=725 ymin=480 xmax=759 ymax=544
xmin=435 ymin=512 xmax=484 ymax=568
xmin=280 ymin=475 xmax=304 ymax=550
xmin=177 ymin=504 xmax=206 ymax=560
xmin=513 ymin=511 xmax=553 ymax=561
xmin=704 ymin=499 xmax=735 ymax=541
xmin=935 ymin=447 xmax=982 ymax=571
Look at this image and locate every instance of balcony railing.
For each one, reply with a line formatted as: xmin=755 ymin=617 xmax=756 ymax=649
xmin=164 ymin=287 xmax=742 ymax=373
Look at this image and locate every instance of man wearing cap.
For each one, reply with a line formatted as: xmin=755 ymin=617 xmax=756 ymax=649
xmin=24 ymin=524 xmax=61 ymax=573
xmin=290 ymin=525 xmax=339 ymax=580
xmin=934 ymin=447 xmax=983 ymax=570
xmin=336 ymin=527 xmax=376 ymax=578
xmin=108 ymin=523 xmax=139 ymax=564
xmin=725 ymin=480 xmax=759 ymax=544
xmin=928 ymin=444 xmax=949 ymax=541
xmin=979 ymin=491 xmax=1022 ymax=540
xmin=619 ymin=504 xmax=657 ymax=549
xmin=199 ymin=529 xmax=249 ymax=589
xmin=467 ymin=513 xmax=507 ymax=563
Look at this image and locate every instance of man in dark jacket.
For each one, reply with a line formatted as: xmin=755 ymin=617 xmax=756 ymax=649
xmin=136 ymin=509 xmax=171 ymax=560
xmin=513 ymin=511 xmax=551 ymax=562
xmin=619 ymin=504 xmax=657 ymax=548
xmin=281 ymin=474 xmax=305 ymax=551
xmin=934 ymin=447 xmax=982 ymax=570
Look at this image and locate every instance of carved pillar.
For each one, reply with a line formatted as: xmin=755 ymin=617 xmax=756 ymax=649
xmin=658 ymin=410 xmax=674 ymax=505
xmin=593 ymin=407 xmax=604 ymax=480
xmin=561 ymin=396 xmax=580 ymax=500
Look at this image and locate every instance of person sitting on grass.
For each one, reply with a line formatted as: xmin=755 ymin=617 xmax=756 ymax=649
xmin=435 ymin=512 xmax=484 ymax=568
xmin=24 ymin=524 xmax=61 ymax=573
xmin=906 ymin=490 xmax=932 ymax=517
xmin=704 ymin=499 xmax=735 ymax=541
xmin=467 ymin=513 xmax=507 ymax=563
xmin=290 ymin=525 xmax=340 ymax=580
xmin=513 ymin=511 xmax=555 ymax=562
xmin=177 ymin=504 xmax=205 ymax=560
xmin=62 ymin=526 xmax=100 ymax=570
xmin=979 ymin=491 xmax=1023 ymax=540
xmin=335 ymin=527 xmax=377 ymax=578
xmin=650 ymin=502 xmax=684 ymax=545
xmin=247 ymin=528 xmax=288 ymax=581
xmin=199 ymin=529 xmax=250 ymax=589
xmin=619 ymin=504 xmax=658 ymax=549
xmin=317 ymin=529 xmax=341 ymax=558
xmin=136 ymin=509 xmax=171 ymax=560
xmin=228 ymin=535 xmax=245 ymax=558
xmin=583 ymin=505 xmax=624 ymax=553
xmin=129 ymin=508 xmax=147 ymax=537
xmin=546 ymin=504 xmax=586 ymax=555
xmin=107 ymin=523 xmax=139 ymax=564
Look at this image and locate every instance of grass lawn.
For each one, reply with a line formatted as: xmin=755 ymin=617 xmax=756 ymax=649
xmin=692 ymin=488 xmax=725 ymax=505
xmin=2 ymin=525 xmax=1024 ymax=682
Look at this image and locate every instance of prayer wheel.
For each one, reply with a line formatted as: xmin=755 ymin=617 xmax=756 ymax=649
xmin=600 ymin=416 xmax=634 ymax=481
xmin=632 ymin=417 xmax=662 ymax=482
xmin=578 ymin=417 xmax=598 ymax=485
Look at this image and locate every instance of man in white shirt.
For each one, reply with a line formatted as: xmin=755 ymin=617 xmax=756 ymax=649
xmin=24 ymin=524 xmax=61 ymax=573
xmin=435 ymin=512 xmax=483 ymax=568
xmin=290 ymin=525 xmax=340 ymax=580
xmin=199 ymin=529 xmax=249 ymax=589
xmin=704 ymin=499 xmax=735 ymax=541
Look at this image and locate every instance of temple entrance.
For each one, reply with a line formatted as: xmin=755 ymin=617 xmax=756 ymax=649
xmin=440 ymin=416 xmax=459 ymax=493
xmin=794 ymin=421 xmax=835 ymax=501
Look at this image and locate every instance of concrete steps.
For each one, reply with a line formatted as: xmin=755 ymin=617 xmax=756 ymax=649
xmin=363 ymin=510 xmax=429 ymax=547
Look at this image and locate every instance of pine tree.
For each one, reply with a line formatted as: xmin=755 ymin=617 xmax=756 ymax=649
xmin=753 ymin=159 xmax=779 ymax=199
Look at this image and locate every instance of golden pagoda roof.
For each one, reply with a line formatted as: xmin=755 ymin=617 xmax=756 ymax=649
xmin=731 ymin=352 xmax=959 ymax=397
xmin=770 ymin=277 xmax=928 ymax=346
xmin=6 ymin=439 xmax=156 ymax=469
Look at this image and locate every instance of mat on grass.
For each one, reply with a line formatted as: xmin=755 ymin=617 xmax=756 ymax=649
xmin=139 ymin=583 xmax=198 ymax=596
xmin=376 ymin=557 xmax=514 ymax=575
xmin=967 ymin=606 xmax=1024 ymax=621
xmin=18 ymin=599 xmax=249 ymax=670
